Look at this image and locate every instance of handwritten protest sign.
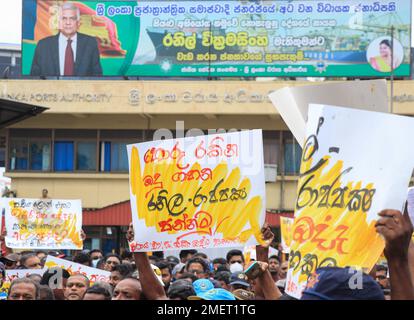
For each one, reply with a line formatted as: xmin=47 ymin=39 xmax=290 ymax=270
xmin=1 ymin=198 xmax=83 ymax=250
xmin=4 ymin=269 xmax=46 ymax=283
xmin=243 ymin=245 xmax=279 ymax=264
xmin=127 ymin=130 xmax=266 ymax=252
xmin=269 ymin=80 xmax=388 ymax=146
xmin=280 ymin=216 xmax=294 ymax=254
xmin=285 ymin=104 xmax=414 ymax=299
xmin=0 ymin=269 xmax=46 ymax=300
xmin=44 ymin=255 xmax=110 ymax=283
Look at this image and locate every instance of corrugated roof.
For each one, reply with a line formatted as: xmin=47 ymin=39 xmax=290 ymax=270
xmin=83 ymin=200 xmax=132 ymax=226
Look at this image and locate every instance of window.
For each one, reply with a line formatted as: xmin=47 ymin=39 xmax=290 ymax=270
xmin=283 ymin=131 xmax=302 ymax=175
xmin=263 ymin=131 xmax=280 ymax=167
xmin=101 ymin=142 xmax=129 ymax=172
xmin=30 ymin=141 xmax=51 ymax=171
xmin=54 ymin=141 xmax=74 ymax=171
xmin=77 ymin=142 xmax=97 ymax=171
xmin=9 ymin=139 xmax=28 ymax=170
xmin=9 ymin=130 xmax=52 ymax=171
xmin=284 ymin=141 xmax=302 ymax=175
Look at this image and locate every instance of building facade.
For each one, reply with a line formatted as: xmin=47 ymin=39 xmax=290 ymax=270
xmin=1 ymin=79 xmax=412 ymax=253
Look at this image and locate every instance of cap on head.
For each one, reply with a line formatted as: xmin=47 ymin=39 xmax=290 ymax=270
xmin=229 ymin=272 xmax=250 ymax=288
xmin=301 ymin=267 xmax=385 ymax=300
xmin=188 ymin=288 xmax=236 ymax=300
xmin=193 ymin=279 xmax=214 ymax=295
xmin=233 ymin=288 xmax=255 ymax=300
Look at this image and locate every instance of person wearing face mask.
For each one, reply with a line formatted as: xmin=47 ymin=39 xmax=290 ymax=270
xmin=90 ymin=249 xmax=104 ymax=268
xmin=226 ymin=249 xmax=245 ymax=273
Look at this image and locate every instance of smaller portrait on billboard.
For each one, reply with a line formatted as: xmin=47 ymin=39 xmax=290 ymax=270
xmin=366 ymin=36 xmax=404 ymax=73
xmin=30 ymin=1 xmax=102 ymax=77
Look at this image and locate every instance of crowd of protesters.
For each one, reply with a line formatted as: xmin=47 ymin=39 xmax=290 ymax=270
xmin=1 ymin=207 xmax=414 ymax=300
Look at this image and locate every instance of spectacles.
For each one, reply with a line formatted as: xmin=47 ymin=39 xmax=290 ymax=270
xmin=189 ymin=269 xmax=205 ymax=274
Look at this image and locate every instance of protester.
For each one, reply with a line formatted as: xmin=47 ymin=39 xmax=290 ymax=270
xmin=212 ymin=258 xmax=229 ymax=272
xmin=179 ymin=250 xmax=197 ymax=264
xmin=167 ymin=279 xmax=196 ymax=300
xmin=27 ymin=273 xmax=42 ymax=284
xmin=64 ymin=274 xmax=90 ymax=300
xmin=7 ymin=277 xmax=39 ymax=300
xmin=185 ymin=257 xmax=210 ymax=280
xmin=172 ymin=262 xmax=186 ymax=280
xmin=226 ymin=249 xmax=245 ymax=272
xmin=300 ymin=267 xmax=385 ymax=300
xmin=112 ymin=277 xmax=144 ymax=300
xmin=268 ymin=255 xmax=280 ymax=282
xmin=121 ymin=251 xmax=134 ymax=265
xmin=83 ymin=285 xmax=111 ymax=300
xmin=155 ymin=260 xmax=173 ymax=291
xmin=35 ymin=250 xmax=47 ymax=263
xmin=19 ymin=253 xmax=42 ymax=269
xmin=0 ymin=253 xmax=19 ymax=270
xmin=166 ymin=256 xmax=180 ymax=270
xmin=72 ymin=251 xmax=91 ymax=267
xmin=375 ymin=264 xmax=390 ymax=291
xmin=109 ymin=263 xmax=134 ymax=288
xmin=103 ymin=253 xmax=122 ymax=272
xmin=278 ymin=261 xmax=289 ymax=280
xmin=213 ymin=271 xmax=231 ymax=291
xmin=229 ymin=271 xmax=251 ymax=292
xmin=96 ymin=258 xmax=106 ymax=270
xmin=39 ymin=284 xmax=55 ymax=300
xmin=90 ymin=249 xmax=104 ymax=267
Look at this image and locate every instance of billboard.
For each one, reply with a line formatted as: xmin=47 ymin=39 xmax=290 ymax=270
xmin=22 ymin=0 xmax=411 ymax=77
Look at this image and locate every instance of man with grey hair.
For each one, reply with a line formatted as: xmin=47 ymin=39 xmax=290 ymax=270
xmin=7 ymin=277 xmax=40 ymax=300
xmin=30 ymin=1 xmax=102 ymax=76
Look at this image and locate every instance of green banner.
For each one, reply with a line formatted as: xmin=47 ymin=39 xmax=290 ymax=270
xmin=22 ymin=0 xmax=411 ymax=77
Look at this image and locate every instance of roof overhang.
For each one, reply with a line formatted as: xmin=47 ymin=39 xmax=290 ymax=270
xmin=0 ymin=98 xmax=48 ymax=129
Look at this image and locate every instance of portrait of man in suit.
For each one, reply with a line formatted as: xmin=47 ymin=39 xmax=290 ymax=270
xmin=30 ymin=2 xmax=103 ymax=77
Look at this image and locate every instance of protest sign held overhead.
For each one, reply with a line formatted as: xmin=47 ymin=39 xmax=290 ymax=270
xmin=280 ymin=216 xmax=294 ymax=254
xmin=127 ymin=130 xmax=266 ymax=252
xmin=44 ymin=255 xmax=110 ymax=284
xmin=269 ymin=80 xmax=388 ymax=146
xmin=1 ymin=198 xmax=83 ymax=250
xmin=285 ymin=104 xmax=414 ymax=299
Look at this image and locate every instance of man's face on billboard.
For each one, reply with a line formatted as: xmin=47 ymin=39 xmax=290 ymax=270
xmin=59 ymin=8 xmax=80 ymax=38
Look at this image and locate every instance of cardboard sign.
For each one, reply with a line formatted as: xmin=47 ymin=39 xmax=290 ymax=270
xmin=243 ymin=245 xmax=279 ymax=264
xmin=127 ymin=130 xmax=266 ymax=252
xmin=44 ymin=255 xmax=110 ymax=283
xmin=285 ymin=104 xmax=414 ymax=299
xmin=0 ymin=269 xmax=46 ymax=300
xmin=4 ymin=269 xmax=46 ymax=283
xmin=269 ymin=80 xmax=388 ymax=146
xmin=280 ymin=216 xmax=294 ymax=254
xmin=1 ymin=198 xmax=83 ymax=250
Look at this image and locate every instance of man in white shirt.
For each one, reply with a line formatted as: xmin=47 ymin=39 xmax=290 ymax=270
xmin=31 ymin=2 xmax=102 ymax=77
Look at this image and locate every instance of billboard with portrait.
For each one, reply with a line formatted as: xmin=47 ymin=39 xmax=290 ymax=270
xmin=22 ymin=0 xmax=411 ymax=77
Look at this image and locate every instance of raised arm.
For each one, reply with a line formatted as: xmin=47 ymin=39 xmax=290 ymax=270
xmin=128 ymin=223 xmax=168 ymax=300
xmin=375 ymin=206 xmax=414 ymax=300
xmin=254 ymin=223 xmax=282 ymax=300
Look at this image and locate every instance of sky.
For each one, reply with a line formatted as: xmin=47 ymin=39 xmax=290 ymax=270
xmin=0 ymin=1 xmax=414 ymax=45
